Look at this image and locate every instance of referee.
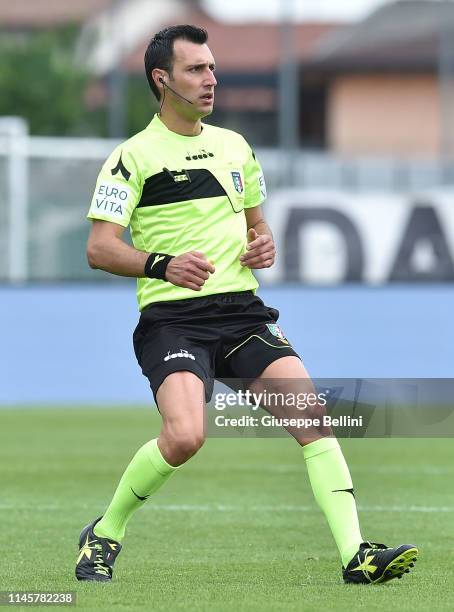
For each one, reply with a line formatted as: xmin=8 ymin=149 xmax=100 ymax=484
xmin=75 ymin=25 xmax=417 ymax=585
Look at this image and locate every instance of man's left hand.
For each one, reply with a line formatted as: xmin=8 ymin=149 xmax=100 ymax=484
xmin=240 ymin=228 xmax=275 ymax=269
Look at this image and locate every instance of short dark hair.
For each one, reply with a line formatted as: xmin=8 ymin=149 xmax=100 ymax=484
xmin=144 ymin=25 xmax=208 ymax=100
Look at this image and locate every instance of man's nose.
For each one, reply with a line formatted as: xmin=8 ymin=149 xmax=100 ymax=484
xmin=206 ymin=71 xmax=217 ymax=87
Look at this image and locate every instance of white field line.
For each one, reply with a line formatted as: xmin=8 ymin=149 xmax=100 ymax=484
xmin=243 ymin=465 xmax=454 ymax=475
xmin=1 ymin=465 xmax=451 ymax=476
xmin=0 ymin=503 xmax=453 ymax=513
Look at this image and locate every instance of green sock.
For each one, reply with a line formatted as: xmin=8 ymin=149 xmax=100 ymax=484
xmin=303 ymin=437 xmax=363 ymax=567
xmin=94 ymin=439 xmax=178 ymax=542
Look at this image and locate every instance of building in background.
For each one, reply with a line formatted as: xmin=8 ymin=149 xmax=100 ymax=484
xmin=302 ymin=0 xmax=454 ymax=157
xmin=76 ymin=0 xmax=454 ymax=154
xmin=1 ymin=0 xmax=454 ymax=154
xmin=0 ymin=0 xmax=112 ymax=30
xmin=77 ymin=0 xmax=340 ymax=145
xmin=124 ymin=15 xmax=339 ymax=147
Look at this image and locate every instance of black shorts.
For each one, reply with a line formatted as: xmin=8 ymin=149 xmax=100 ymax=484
xmin=133 ymin=290 xmax=300 ymax=404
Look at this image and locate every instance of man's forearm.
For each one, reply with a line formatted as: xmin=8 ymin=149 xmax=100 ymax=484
xmin=249 ymin=218 xmax=273 ymax=240
xmin=87 ymin=236 xmax=149 ymax=278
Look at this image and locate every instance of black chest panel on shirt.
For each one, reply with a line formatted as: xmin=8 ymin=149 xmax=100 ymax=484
xmin=137 ymin=168 xmax=227 ymax=207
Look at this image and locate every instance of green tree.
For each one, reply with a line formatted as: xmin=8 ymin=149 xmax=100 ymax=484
xmin=0 ymin=26 xmax=107 ymax=136
xmin=126 ymin=75 xmax=159 ymax=135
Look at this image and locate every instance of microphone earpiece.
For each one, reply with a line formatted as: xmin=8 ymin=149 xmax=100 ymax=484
xmin=157 ymin=77 xmax=194 ymax=105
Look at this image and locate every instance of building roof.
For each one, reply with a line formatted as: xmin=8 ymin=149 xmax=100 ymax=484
xmin=78 ymin=0 xmax=191 ymax=75
xmin=122 ymin=8 xmax=341 ymax=74
xmin=0 ymin=0 xmax=113 ymax=28
xmin=305 ymin=0 xmax=454 ymax=72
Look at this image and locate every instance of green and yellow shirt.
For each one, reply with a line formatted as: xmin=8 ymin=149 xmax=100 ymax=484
xmin=88 ymin=114 xmax=267 ymax=310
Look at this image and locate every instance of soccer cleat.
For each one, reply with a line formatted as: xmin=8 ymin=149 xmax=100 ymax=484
xmin=75 ymin=516 xmax=122 ymax=582
xmin=343 ymin=541 xmax=418 ymax=585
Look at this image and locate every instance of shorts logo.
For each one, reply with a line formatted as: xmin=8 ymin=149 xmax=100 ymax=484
xmin=231 ymin=171 xmax=243 ymax=194
xmin=266 ymin=323 xmax=288 ymax=344
xmin=164 ymin=349 xmax=196 ymax=362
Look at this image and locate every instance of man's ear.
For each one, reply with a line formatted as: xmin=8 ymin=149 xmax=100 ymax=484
xmin=152 ymin=69 xmax=166 ymax=91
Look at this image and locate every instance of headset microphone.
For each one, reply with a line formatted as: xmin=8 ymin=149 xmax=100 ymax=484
xmin=159 ymin=77 xmax=194 ymax=105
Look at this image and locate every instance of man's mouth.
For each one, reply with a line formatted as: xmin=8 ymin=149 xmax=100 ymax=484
xmin=200 ymin=93 xmax=214 ymax=102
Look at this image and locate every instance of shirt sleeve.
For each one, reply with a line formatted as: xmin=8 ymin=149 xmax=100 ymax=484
xmin=87 ymin=145 xmax=142 ymax=227
xmin=242 ymin=139 xmax=267 ymax=209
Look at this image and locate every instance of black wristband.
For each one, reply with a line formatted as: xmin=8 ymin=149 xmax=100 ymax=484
xmin=144 ymin=252 xmax=174 ymax=280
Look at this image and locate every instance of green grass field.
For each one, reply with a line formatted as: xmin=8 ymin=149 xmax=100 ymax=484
xmin=1 ymin=407 xmax=453 ymax=611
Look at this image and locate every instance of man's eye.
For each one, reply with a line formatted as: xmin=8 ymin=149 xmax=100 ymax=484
xmin=189 ymin=66 xmax=215 ymax=73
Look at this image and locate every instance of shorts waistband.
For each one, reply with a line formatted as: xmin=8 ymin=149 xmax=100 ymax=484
xmin=204 ymin=291 xmax=254 ymax=303
xmin=142 ymin=290 xmax=254 ymax=311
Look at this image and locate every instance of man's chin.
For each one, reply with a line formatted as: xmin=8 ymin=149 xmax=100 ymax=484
xmin=196 ymin=99 xmax=214 ymax=117
xmin=201 ymin=107 xmax=214 ymax=118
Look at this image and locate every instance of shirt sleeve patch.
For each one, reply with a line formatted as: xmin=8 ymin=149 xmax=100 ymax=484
xmin=258 ymin=172 xmax=267 ymax=200
xmin=91 ymin=181 xmax=131 ymax=219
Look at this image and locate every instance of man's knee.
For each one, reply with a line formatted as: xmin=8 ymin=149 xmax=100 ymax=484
xmin=161 ymin=426 xmax=205 ymax=464
xmin=156 ymin=370 xmax=207 ymax=465
xmin=168 ymin=424 xmax=205 ymax=456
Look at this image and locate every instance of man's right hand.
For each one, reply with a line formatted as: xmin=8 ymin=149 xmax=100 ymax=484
xmin=165 ymin=251 xmax=215 ymax=291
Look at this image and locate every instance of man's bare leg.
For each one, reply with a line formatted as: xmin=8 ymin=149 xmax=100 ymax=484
xmin=94 ymin=372 xmax=206 ymax=542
